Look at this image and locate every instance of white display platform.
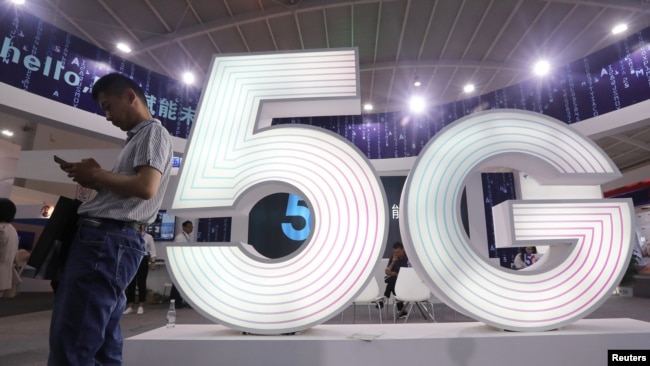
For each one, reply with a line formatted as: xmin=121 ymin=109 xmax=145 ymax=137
xmin=124 ymin=319 xmax=650 ymax=366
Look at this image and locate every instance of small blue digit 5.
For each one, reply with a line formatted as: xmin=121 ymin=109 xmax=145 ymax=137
xmin=282 ymin=194 xmax=311 ymax=241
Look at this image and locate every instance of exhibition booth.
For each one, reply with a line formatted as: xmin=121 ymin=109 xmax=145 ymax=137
xmin=1 ymin=4 xmax=650 ymax=366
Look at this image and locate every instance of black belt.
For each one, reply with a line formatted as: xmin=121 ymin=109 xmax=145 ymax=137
xmin=78 ymin=217 xmax=142 ymax=231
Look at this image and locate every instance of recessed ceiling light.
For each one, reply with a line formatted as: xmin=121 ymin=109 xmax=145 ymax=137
xmin=463 ymin=84 xmax=475 ymax=93
xmin=363 ymin=103 xmax=373 ymax=111
xmin=533 ymin=60 xmax=550 ymax=76
xmin=612 ymin=24 xmax=628 ymax=35
xmin=413 ymin=76 xmax=421 ymax=87
xmin=409 ymin=96 xmax=426 ymax=113
xmin=182 ymin=72 xmax=195 ymax=84
xmin=2 ymin=129 xmax=14 ymax=137
xmin=12 ymin=0 xmax=25 ymax=5
xmin=116 ymin=43 xmax=132 ymax=53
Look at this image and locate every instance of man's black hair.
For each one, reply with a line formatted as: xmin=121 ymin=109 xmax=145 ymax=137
xmin=91 ymin=72 xmax=146 ymax=102
xmin=0 ymin=198 xmax=16 ymax=223
xmin=392 ymin=241 xmax=404 ymax=249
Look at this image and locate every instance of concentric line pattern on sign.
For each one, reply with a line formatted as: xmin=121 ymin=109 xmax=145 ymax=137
xmin=401 ymin=109 xmax=634 ymax=331
xmin=167 ymin=50 xmax=387 ymax=334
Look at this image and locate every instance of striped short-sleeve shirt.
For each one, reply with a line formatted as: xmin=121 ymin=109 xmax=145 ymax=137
xmin=77 ymin=119 xmax=173 ymax=224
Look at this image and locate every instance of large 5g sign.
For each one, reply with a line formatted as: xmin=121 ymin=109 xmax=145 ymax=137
xmin=167 ymin=49 xmax=634 ymax=334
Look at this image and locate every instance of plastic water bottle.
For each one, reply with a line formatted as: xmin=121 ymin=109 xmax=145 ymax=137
xmin=166 ymin=299 xmax=176 ymax=328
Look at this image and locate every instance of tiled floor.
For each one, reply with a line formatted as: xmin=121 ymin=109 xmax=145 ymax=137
xmin=1 ymin=292 xmax=649 ymax=365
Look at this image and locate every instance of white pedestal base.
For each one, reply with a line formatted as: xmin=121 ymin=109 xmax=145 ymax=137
xmin=124 ymin=319 xmax=650 ymax=366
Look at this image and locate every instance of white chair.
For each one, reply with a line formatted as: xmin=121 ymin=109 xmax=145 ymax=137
xmin=340 ymin=277 xmax=383 ymax=324
xmin=393 ymin=267 xmax=435 ymax=323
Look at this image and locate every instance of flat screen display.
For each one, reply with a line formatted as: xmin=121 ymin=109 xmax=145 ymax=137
xmin=146 ymin=210 xmax=176 ymax=241
xmin=248 ymin=193 xmax=310 ymax=259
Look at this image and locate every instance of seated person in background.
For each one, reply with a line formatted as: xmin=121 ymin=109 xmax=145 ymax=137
xmin=513 ymin=246 xmax=539 ymax=269
xmin=638 ymin=240 xmax=650 ymax=275
xmin=379 ymin=241 xmax=410 ymax=317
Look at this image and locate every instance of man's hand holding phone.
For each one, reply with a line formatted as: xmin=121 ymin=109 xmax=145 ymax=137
xmin=53 ymin=155 xmax=69 ymax=165
xmin=55 ymin=156 xmax=103 ymax=190
xmin=54 ymin=155 xmax=75 ymax=177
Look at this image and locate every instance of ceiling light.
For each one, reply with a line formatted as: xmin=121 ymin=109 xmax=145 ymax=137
xmin=409 ymin=96 xmax=426 ymax=113
xmin=12 ymin=0 xmax=25 ymax=4
xmin=533 ymin=60 xmax=550 ymax=76
xmin=612 ymin=24 xmax=628 ymax=35
xmin=363 ymin=103 xmax=373 ymax=111
xmin=182 ymin=72 xmax=195 ymax=85
xmin=2 ymin=129 xmax=14 ymax=137
xmin=463 ymin=84 xmax=475 ymax=93
xmin=116 ymin=43 xmax=132 ymax=53
xmin=413 ymin=76 xmax=421 ymax=87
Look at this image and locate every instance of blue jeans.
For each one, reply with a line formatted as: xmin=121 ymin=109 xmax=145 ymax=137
xmin=48 ymin=218 xmax=144 ymax=366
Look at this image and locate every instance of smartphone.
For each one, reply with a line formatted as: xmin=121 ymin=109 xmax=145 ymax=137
xmin=53 ymin=155 xmax=69 ymax=165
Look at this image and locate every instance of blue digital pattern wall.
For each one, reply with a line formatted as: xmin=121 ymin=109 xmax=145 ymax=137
xmin=482 ymin=173 xmax=519 ymax=268
xmin=4 ymin=4 xmax=650 ymax=145
xmin=0 ymin=6 xmax=201 ymax=138
xmin=196 ymin=217 xmax=231 ymax=243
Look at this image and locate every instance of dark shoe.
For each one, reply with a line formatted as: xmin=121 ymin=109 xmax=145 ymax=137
xmin=374 ymin=297 xmax=385 ymax=309
xmin=397 ymin=310 xmax=409 ymax=319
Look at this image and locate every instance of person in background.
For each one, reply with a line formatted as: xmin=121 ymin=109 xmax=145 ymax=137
xmin=642 ymin=240 xmax=650 ymax=258
xmin=174 ymin=220 xmax=193 ymax=242
xmin=0 ymin=198 xmax=19 ymax=298
xmin=378 ymin=241 xmax=410 ymax=318
xmin=123 ymin=225 xmax=157 ymax=315
xmin=169 ymin=220 xmax=193 ymax=307
xmin=513 ymin=246 xmax=539 ymax=269
xmin=50 ymin=72 xmax=173 ymax=366
xmin=14 ymin=248 xmax=31 ymax=274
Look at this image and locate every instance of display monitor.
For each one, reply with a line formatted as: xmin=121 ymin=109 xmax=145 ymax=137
xmin=146 ymin=210 xmax=176 ymax=240
xmin=247 ymin=193 xmax=310 ymax=259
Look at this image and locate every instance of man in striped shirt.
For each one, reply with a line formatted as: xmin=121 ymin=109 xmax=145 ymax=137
xmin=50 ymin=72 xmax=173 ymax=366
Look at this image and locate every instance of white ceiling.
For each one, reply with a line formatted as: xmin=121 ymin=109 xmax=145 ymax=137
xmin=2 ymin=0 xmax=650 ymax=200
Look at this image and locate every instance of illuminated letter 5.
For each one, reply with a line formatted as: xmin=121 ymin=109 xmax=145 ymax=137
xmin=167 ymin=50 xmax=387 ymax=334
